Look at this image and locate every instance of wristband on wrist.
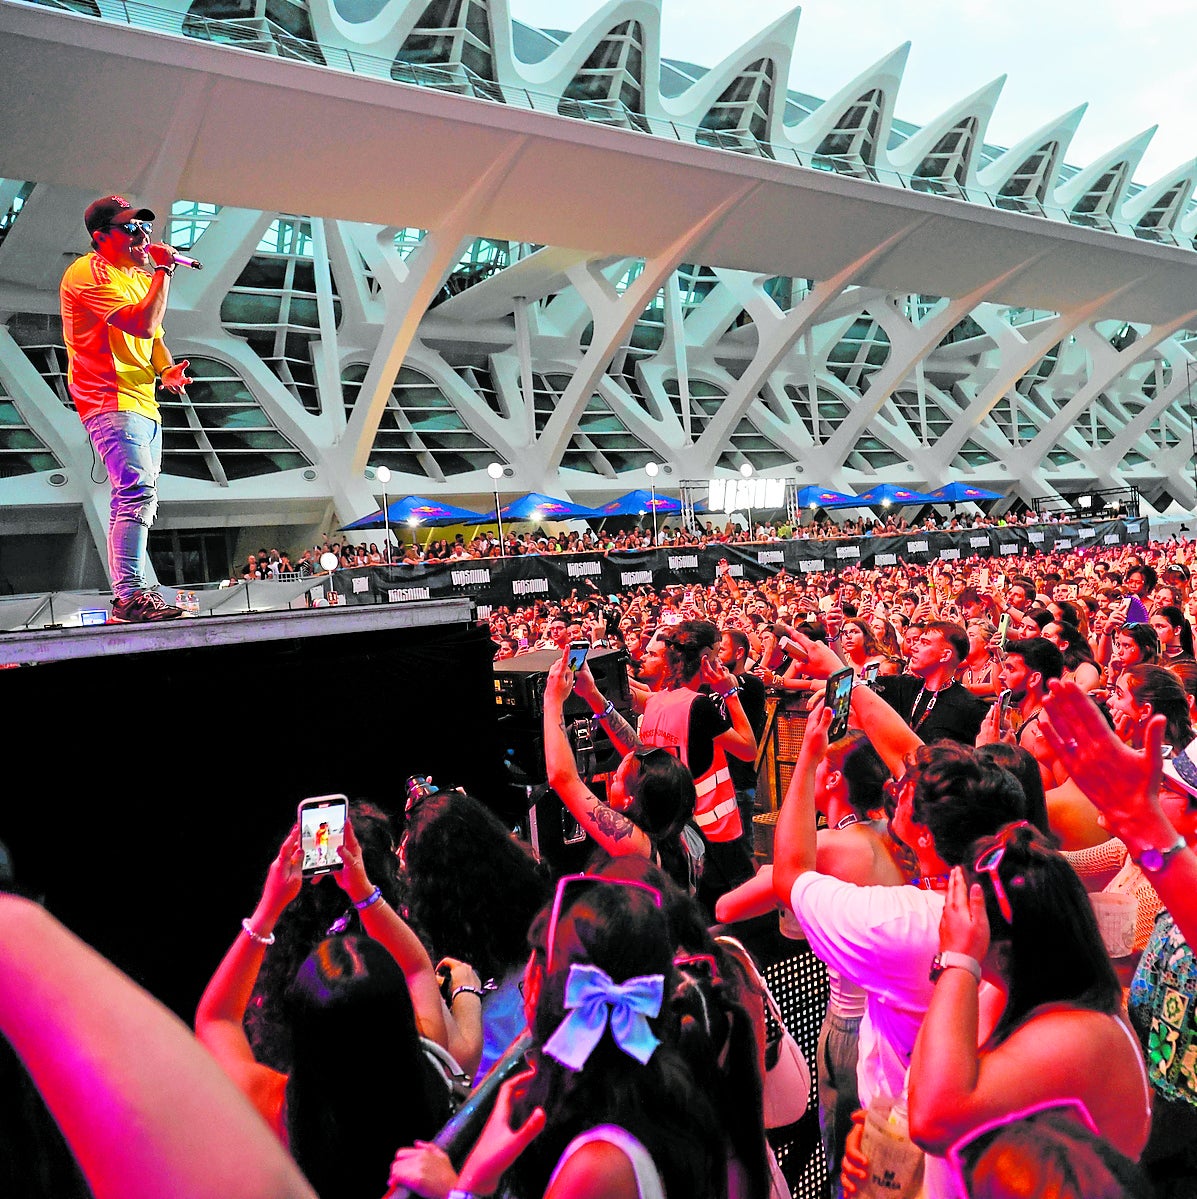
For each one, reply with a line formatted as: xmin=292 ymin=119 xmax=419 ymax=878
xmin=591 ymin=699 xmax=615 ymax=724
xmin=929 ymin=950 xmax=982 ymax=982
xmin=153 ymin=263 xmax=174 ymax=276
xmin=353 ymin=886 xmax=384 ymax=910
xmin=1134 ymin=835 xmax=1187 ymax=874
xmin=450 ymin=985 xmax=485 ymax=1005
xmin=448 ymin=1189 xmax=483 ymax=1199
xmin=241 ymin=917 xmax=275 ymax=946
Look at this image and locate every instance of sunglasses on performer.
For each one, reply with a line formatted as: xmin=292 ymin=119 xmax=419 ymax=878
xmin=108 ymin=220 xmax=153 ymax=236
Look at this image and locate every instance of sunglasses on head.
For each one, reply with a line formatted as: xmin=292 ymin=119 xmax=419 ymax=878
xmin=883 ymin=758 xmax=919 ymax=802
xmin=545 ymin=872 xmax=663 ymax=973
xmin=106 ymin=220 xmax=152 ymax=236
xmin=946 ymin=1097 xmax=1099 ymax=1196
xmin=973 ymin=820 xmax=1031 ymax=925
xmin=633 ymin=744 xmax=678 ymax=764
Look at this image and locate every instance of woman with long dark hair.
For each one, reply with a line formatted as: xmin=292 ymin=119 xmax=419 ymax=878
xmin=446 ymin=870 xmax=730 ymax=1199
xmin=542 ymin=651 xmax=700 ymax=894
xmin=402 ymin=789 xmax=552 ymax=1078
xmin=1042 ymin=620 xmax=1102 ymax=693
xmin=196 ymin=817 xmax=461 ymax=1198
xmin=906 ymin=823 xmax=1151 ymax=1194
xmin=1150 ymin=605 xmax=1195 ymax=663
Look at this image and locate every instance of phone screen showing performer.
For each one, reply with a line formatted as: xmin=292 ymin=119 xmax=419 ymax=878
xmin=298 ymin=794 xmax=348 ymax=877
xmin=825 ymin=668 xmax=855 ymax=742
xmin=567 ymin=640 xmax=590 ymax=672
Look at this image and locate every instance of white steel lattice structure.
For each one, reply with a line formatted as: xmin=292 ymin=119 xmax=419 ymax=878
xmin=1 ymin=0 xmax=1196 ymax=590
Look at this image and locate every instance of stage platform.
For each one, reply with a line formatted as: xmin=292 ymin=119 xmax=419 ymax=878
xmin=2 ymin=596 xmax=505 ymax=1021
xmin=0 ymin=597 xmax=475 ymax=666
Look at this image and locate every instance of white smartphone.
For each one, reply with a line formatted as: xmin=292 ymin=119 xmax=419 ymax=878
xmin=298 ymin=793 xmax=348 ymax=878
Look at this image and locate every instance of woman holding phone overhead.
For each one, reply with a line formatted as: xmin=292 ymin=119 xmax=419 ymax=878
xmin=543 ymin=649 xmax=700 ymax=895
xmin=195 ymin=812 xmax=470 ymax=1199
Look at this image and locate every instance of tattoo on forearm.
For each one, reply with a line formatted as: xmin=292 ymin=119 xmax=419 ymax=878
xmin=594 ymin=805 xmax=636 ymax=842
xmin=606 ymin=711 xmax=637 ymax=750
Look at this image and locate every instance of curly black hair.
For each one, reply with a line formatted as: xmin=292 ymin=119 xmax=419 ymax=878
xmin=403 ymin=791 xmax=551 ymax=984
xmin=244 ymin=800 xmax=406 ymax=1072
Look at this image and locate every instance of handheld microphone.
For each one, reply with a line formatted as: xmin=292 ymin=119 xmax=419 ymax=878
xmin=169 ymin=251 xmax=204 ymax=270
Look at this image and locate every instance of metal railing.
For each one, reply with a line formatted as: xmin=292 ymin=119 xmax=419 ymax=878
xmin=15 ymin=0 xmax=1195 ymax=252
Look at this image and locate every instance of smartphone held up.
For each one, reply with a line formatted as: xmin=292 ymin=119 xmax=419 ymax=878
xmin=567 ymin=640 xmax=591 ymax=672
xmin=298 ymin=793 xmax=349 ymax=877
xmin=825 ymin=667 xmax=855 ymax=742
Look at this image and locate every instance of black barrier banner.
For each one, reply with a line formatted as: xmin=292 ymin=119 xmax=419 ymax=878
xmin=325 ymin=518 xmax=1148 ymax=609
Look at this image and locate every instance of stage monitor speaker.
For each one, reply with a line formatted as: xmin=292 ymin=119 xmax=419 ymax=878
xmin=492 ymin=646 xmax=630 ymax=720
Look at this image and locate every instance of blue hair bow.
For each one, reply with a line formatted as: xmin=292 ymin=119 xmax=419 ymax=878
xmin=542 ymin=963 xmax=664 ymax=1071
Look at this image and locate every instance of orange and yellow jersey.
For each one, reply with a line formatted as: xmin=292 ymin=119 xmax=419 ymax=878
xmin=59 ymin=252 xmax=161 ymax=422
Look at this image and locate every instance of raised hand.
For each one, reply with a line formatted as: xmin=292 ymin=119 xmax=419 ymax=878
xmin=260 ymin=824 xmax=303 ymax=918
xmin=939 ymin=866 xmax=990 ymax=961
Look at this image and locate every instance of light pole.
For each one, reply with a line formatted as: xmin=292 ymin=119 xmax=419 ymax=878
xmin=645 ymin=461 xmax=660 ymax=544
xmin=1187 ymin=362 xmax=1197 ymax=509
xmin=374 ymin=465 xmax=391 ymax=561
xmin=487 ymin=461 xmax=505 ymax=556
xmin=319 ymin=551 xmax=338 ymax=605
xmin=740 ymin=461 xmax=753 ymax=539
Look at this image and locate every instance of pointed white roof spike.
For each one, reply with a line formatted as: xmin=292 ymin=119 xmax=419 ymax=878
xmin=784 ymin=41 xmax=910 ymax=171
xmin=977 ymin=102 xmax=1087 ymax=210
xmin=1122 ymin=156 xmax=1197 ymax=244
xmin=1053 ymin=126 xmax=1158 ymax=225
xmin=662 ymin=5 xmax=801 ymax=147
xmin=886 ymin=74 xmax=1006 ymax=191
xmin=517 ymin=0 xmax=662 ymax=101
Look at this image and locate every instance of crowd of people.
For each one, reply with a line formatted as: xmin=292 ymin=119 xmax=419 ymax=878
xmin=5 ymin=533 xmax=1197 ymax=1199
xmin=274 ymin=504 xmax=1086 ymax=569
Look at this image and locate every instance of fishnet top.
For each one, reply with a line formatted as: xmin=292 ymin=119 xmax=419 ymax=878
xmin=1063 ymin=837 xmax=1163 ymax=952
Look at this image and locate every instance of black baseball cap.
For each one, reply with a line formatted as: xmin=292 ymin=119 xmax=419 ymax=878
xmin=84 ymin=194 xmax=156 ymax=236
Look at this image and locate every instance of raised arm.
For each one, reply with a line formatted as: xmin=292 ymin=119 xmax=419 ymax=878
xmin=195 ymin=825 xmax=301 ymax=1119
xmin=846 ymin=683 xmax=924 ymax=780
xmin=1 ymin=893 xmax=316 ymax=1199
xmin=1042 ymin=680 xmax=1197 ymax=944
xmin=772 ymin=704 xmax=833 ymax=904
xmin=333 ymin=817 xmax=449 ymax=1048
xmin=573 ymin=658 xmax=640 ymax=758
xmin=543 ymin=655 xmax=653 ymax=859
xmin=701 ymin=653 xmax=757 ymax=762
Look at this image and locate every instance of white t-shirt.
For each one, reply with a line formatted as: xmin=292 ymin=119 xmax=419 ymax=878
xmin=789 ymin=872 xmax=943 ymax=1109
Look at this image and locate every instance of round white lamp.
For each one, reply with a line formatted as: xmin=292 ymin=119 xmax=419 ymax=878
xmin=373 ymin=465 xmax=392 ymax=560
xmin=487 ymin=462 xmax=505 ymax=556
xmin=645 ymin=462 xmax=660 ymax=542
xmin=740 ymin=462 xmax=754 ymax=539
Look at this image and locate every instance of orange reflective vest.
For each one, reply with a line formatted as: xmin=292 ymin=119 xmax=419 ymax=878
xmin=640 ymin=688 xmax=742 ymax=842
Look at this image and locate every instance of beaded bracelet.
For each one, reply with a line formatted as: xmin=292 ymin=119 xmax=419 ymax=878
xmin=241 ymin=917 xmax=275 ymax=946
xmin=353 ymin=886 xmax=384 ymax=911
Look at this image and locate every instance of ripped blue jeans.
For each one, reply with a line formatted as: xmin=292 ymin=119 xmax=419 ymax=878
xmin=85 ymin=410 xmax=161 ymax=602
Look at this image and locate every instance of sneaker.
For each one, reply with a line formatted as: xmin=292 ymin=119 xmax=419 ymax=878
xmin=109 ymin=590 xmax=184 ymax=623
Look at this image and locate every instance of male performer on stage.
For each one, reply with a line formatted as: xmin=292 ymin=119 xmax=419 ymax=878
xmin=60 ymin=196 xmax=191 ymax=622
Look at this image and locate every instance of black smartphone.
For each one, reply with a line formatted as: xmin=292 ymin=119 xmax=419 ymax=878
xmin=567 ymin=640 xmax=590 ymax=672
xmin=825 ymin=667 xmax=855 ymax=742
xmin=298 ymin=793 xmax=348 ymax=877
xmin=861 ymin=661 xmax=880 ymax=688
